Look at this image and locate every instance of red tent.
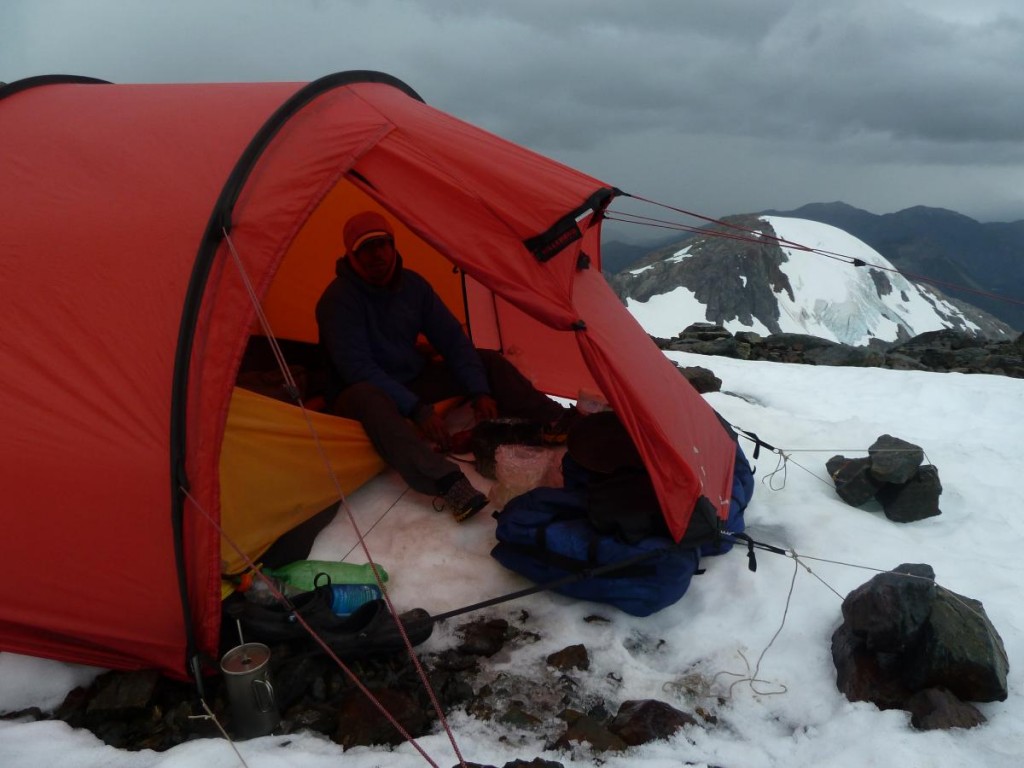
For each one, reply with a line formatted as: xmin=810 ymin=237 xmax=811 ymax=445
xmin=0 ymin=72 xmax=737 ymax=679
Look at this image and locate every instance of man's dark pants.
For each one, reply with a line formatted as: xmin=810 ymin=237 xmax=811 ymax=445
xmin=332 ymin=350 xmax=564 ymax=494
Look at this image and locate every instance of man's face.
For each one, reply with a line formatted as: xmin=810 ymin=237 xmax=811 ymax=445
xmin=350 ymin=235 xmax=397 ymax=286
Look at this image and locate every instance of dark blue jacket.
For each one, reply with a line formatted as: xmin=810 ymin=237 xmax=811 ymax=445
xmin=316 ymin=254 xmax=489 ymax=416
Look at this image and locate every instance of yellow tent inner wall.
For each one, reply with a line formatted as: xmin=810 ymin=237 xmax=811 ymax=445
xmin=219 ymin=177 xmax=476 ymax=584
xmin=219 ymin=388 xmax=386 ymax=577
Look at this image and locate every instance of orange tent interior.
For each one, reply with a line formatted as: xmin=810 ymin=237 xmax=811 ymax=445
xmin=219 ymin=179 xmax=598 ymax=578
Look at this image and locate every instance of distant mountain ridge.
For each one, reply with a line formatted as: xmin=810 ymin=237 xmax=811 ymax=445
xmin=608 ymin=214 xmax=1015 ymax=345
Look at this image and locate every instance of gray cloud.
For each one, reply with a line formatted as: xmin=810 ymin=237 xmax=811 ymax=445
xmin=3 ymin=0 xmax=1023 ymax=228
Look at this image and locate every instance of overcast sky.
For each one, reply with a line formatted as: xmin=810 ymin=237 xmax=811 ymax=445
xmin=4 ymin=0 xmax=1024 ymax=239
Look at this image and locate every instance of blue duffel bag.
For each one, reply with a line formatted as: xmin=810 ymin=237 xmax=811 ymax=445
xmin=490 ymin=485 xmax=702 ymax=617
xmin=490 ymin=441 xmax=754 ymax=616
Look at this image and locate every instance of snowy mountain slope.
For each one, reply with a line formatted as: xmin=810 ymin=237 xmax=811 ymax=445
xmin=613 ymin=216 xmax=1008 ymax=346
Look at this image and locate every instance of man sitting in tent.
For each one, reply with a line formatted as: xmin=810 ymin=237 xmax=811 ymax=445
xmin=316 ymin=211 xmax=568 ymax=522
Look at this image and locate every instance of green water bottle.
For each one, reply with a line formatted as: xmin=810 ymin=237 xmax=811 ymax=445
xmin=264 ymin=560 xmax=389 ymax=593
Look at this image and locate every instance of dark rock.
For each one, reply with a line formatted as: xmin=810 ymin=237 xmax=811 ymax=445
xmin=679 ymin=322 xmax=732 ymax=341
xmin=547 ymin=645 xmax=590 ymax=672
xmin=986 ymin=354 xmax=1024 ymax=377
xmin=432 ymin=648 xmax=482 ymax=672
xmin=272 ymin=652 xmax=330 ymax=711
xmin=466 ymin=689 xmax=496 ymax=722
xmin=950 ymin=346 xmax=991 ymax=370
xmin=499 ymin=702 xmax=545 ymax=729
xmin=868 ymin=434 xmax=924 ymax=484
xmin=834 ymin=564 xmax=1009 ymax=718
xmin=428 ymin=667 xmax=476 ymax=709
xmin=831 ymin=624 xmax=916 ymax=710
xmin=685 ymin=337 xmax=745 ymax=358
xmin=920 ymin=348 xmax=958 ymax=368
xmin=885 ymin=352 xmax=928 ymax=371
xmin=459 ymin=618 xmax=510 ymax=657
xmin=284 ymin=702 xmax=339 ymax=735
xmin=679 ymin=365 xmax=722 ymax=393
xmin=332 ymin=688 xmax=430 ymax=748
xmin=805 ymin=345 xmax=885 ymax=367
xmin=876 ymin=466 xmax=942 ymax=523
xmin=0 ymin=707 xmax=45 ymax=721
xmin=892 ymin=329 xmax=985 ymax=353
xmin=650 ymin=326 xmax=1022 ymax=379
xmin=503 ymin=759 xmax=566 ymax=768
xmin=86 ymin=670 xmax=160 ymax=716
xmin=840 ymin=564 xmax=936 ymax=653
xmin=906 ymin=688 xmax=986 ymax=730
xmin=904 ymin=588 xmax=1009 ymax=702
xmin=826 ymin=455 xmax=882 ymax=507
xmin=608 ymin=699 xmax=699 ymax=746
xmin=553 ymin=711 xmax=627 ymax=752
xmin=763 ymin=333 xmax=840 ymax=352
xmin=43 ymin=613 xmax=618 ymax=753
xmin=54 ymin=685 xmax=93 ymax=726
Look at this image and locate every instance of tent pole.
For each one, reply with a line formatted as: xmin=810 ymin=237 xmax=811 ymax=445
xmin=428 ymin=532 xmax=789 ymax=625
xmin=429 ymin=546 xmax=673 ymax=624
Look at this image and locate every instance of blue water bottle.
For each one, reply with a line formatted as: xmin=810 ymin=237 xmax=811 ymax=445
xmin=329 ymin=584 xmax=383 ymax=616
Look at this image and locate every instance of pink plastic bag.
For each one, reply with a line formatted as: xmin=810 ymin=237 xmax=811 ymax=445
xmin=488 ymin=444 xmax=564 ymax=508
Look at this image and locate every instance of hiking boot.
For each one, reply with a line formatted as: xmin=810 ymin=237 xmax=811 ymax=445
xmin=236 ymin=584 xmax=349 ymax=645
xmin=317 ymin=599 xmax=434 ymax=661
xmin=235 ymin=588 xmax=433 ymax=660
xmin=434 ymin=475 xmax=488 ymax=522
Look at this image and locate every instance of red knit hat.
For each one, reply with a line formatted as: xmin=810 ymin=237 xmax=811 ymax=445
xmin=343 ymin=211 xmax=395 ymax=254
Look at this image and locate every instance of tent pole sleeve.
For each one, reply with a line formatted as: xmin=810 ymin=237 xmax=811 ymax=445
xmin=0 ymin=74 xmax=111 ymax=102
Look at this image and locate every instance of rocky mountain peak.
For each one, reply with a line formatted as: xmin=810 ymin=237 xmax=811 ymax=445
xmin=609 ymin=216 xmax=1014 ymax=345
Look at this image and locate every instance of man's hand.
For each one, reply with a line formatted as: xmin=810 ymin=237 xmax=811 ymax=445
xmin=472 ymin=394 xmax=499 ymax=422
xmin=414 ymin=404 xmax=452 ymax=451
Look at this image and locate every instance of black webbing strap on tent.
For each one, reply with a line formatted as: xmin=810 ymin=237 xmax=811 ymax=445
xmin=523 ymin=187 xmax=620 ymax=262
xmin=721 ymin=532 xmax=789 ymax=573
xmin=732 ymin=428 xmax=777 ymax=461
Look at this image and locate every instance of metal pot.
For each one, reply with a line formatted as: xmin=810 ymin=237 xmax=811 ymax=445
xmin=220 ymin=642 xmax=280 ymax=739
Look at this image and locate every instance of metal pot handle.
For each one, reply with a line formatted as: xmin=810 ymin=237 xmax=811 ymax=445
xmin=251 ymin=678 xmax=276 ymax=713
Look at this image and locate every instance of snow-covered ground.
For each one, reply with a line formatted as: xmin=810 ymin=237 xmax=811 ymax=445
xmin=2 ymin=351 xmax=1022 ymax=767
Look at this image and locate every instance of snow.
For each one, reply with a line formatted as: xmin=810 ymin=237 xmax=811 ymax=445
xmin=764 ymin=217 xmax=980 ymax=344
xmin=2 ymin=324 xmax=1023 ymax=767
xmin=627 ymin=246 xmax=692 ymax=275
xmin=665 ymin=245 xmax=693 ymax=264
